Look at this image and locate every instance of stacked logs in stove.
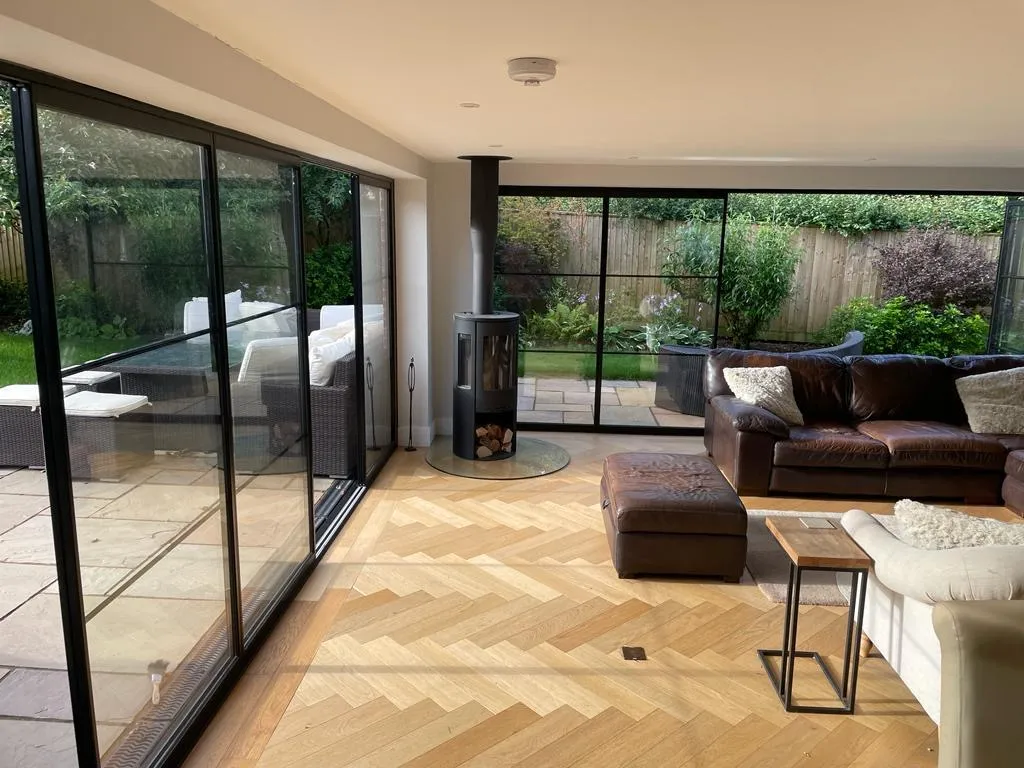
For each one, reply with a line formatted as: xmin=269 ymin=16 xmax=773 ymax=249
xmin=452 ymin=155 xmax=519 ymax=461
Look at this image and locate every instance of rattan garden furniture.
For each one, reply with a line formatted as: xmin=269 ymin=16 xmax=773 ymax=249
xmin=0 ymin=384 xmax=76 ymax=468
xmin=63 ymin=392 xmax=154 ymax=479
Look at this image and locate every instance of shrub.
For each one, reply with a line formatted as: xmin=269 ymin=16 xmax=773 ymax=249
xmin=523 ymin=302 xmax=595 ymax=347
xmin=663 ymin=215 xmax=801 ymax=348
xmin=305 ymin=242 xmax=354 ymax=308
xmin=874 ymin=228 xmax=996 ymax=312
xmin=0 ymin=277 xmax=30 ymax=331
xmin=55 ymin=280 xmax=133 ymax=340
xmin=818 ymin=296 xmax=989 ymax=357
xmin=496 ymin=197 xmax=570 ymax=315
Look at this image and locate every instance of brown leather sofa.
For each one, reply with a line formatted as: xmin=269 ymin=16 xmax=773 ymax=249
xmin=704 ymin=350 xmax=1024 ymax=509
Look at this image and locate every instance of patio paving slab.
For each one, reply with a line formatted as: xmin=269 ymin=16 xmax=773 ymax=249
xmin=0 ymin=563 xmax=55 ymax=619
xmin=615 ymin=388 xmax=656 ymax=406
xmin=516 ymin=410 xmax=563 ymax=423
xmin=534 ymin=390 xmax=564 ymax=404
xmin=601 ymin=379 xmax=639 ymax=387
xmin=654 ymin=412 xmax=706 ymax=428
xmin=0 ymin=719 xmax=80 ymax=768
xmin=0 ymin=594 xmax=68 ymax=669
xmin=0 ymin=494 xmax=49 ymax=535
xmin=563 ymin=412 xmax=595 ymax=425
xmin=534 ymin=402 xmax=590 ymax=412
xmin=517 ymin=397 xmax=535 ymax=411
xmin=538 ymin=378 xmax=589 ymax=392
xmin=0 ymin=667 xmax=151 ymax=726
xmin=42 ymin=566 xmax=131 ymax=597
xmin=563 ymin=392 xmax=597 ymax=405
xmin=0 ymin=471 xmax=51 ymax=496
xmin=599 ymin=405 xmax=658 ymax=426
xmin=92 ymin=483 xmax=219 ymax=523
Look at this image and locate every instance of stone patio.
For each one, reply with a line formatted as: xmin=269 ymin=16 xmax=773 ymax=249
xmin=517 ymin=376 xmax=704 ymax=428
xmin=0 ymin=459 xmax=333 ymax=767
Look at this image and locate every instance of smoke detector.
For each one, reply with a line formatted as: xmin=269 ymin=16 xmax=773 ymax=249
xmin=507 ymin=57 xmax=557 ymax=86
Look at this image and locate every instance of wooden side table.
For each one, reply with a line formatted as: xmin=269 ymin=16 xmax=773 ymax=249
xmin=758 ymin=516 xmax=872 ymax=714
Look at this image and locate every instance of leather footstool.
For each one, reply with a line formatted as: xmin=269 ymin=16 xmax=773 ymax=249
xmin=601 ymin=452 xmax=747 ymax=580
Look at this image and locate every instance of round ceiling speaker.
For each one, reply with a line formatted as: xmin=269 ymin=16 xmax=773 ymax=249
xmin=507 ymin=57 xmax=557 ymax=86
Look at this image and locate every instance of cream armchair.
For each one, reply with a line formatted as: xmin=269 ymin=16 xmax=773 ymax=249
xmin=840 ymin=509 xmax=1024 ymax=723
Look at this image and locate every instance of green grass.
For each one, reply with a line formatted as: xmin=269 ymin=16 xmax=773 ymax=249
xmin=0 ymin=333 xmax=147 ymax=386
xmin=520 ymin=349 xmax=658 ymax=381
xmin=0 ymin=334 xmax=38 ymax=387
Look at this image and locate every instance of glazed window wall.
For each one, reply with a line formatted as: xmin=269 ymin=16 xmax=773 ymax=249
xmin=0 ymin=66 xmax=395 ymax=768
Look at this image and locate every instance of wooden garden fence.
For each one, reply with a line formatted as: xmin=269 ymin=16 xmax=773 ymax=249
xmin=551 ymin=212 xmax=1001 ymax=342
xmin=0 ymin=226 xmax=26 ymax=282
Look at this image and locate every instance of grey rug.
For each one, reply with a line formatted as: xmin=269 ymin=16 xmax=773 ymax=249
xmin=746 ymin=510 xmax=857 ymax=606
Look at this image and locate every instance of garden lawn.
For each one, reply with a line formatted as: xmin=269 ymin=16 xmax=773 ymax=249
xmin=0 ymin=334 xmax=144 ymax=386
xmin=522 ymin=350 xmax=658 ymax=381
xmin=0 ymin=334 xmax=37 ymax=387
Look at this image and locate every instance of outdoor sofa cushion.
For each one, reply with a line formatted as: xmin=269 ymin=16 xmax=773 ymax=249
xmin=62 ymin=391 xmax=149 ymax=418
xmin=0 ymin=384 xmax=76 ymax=408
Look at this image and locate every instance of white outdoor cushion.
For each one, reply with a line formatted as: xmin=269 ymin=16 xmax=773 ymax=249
xmin=723 ymin=365 xmax=804 ymax=425
xmin=894 ymin=499 xmax=1024 ymax=549
xmin=319 ymin=305 xmax=354 ymax=329
xmin=237 ymin=337 xmax=299 ymax=384
xmin=62 ymin=371 xmax=118 ymax=386
xmin=183 ymin=291 xmax=244 ymax=336
xmin=955 ymin=367 xmax=1024 ymax=434
xmin=309 ymin=335 xmax=355 ymax=386
xmin=309 ymin=320 xmax=356 ymax=350
xmin=0 ymin=384 xmax=76 ymax=408
xmin=62 ymin=391 xmax=149 ymax=418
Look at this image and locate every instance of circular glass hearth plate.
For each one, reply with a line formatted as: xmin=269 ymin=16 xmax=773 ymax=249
xmin=426 ymin=436 xmax=570 ymax=480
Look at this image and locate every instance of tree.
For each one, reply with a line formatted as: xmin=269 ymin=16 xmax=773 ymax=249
xmin=662 ymin=214 xmax=801 ymax=348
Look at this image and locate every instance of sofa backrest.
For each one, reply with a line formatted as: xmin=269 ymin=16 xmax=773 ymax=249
xmin=706 ymin=349 xmax=849 ymax=422
xmin=846 ymin=354 xmax=964 ymax=423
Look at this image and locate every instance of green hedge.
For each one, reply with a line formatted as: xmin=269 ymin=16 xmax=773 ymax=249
xmin=548 ymin=194 xmax=1007 ymax=236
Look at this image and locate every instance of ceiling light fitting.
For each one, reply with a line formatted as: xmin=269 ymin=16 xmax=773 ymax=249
xmin=507 ymin=57 xmax=557 ymax=86
xmin=459 ymin=102 xmax=480 ymax=109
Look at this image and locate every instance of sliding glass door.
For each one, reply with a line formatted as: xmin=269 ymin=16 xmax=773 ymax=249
xmin=499 ymin=191 xmax=725 ymax=431
xmin=358 ymin=182 xmax=394 ymax=477
xmin=992 ymin=199 xmax=1024 ymax=354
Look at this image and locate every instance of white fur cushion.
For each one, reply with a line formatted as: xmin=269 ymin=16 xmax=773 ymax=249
xmin=723 ymin=365 xmax=804 ymax=425
xmin=894 ymin=499 xmax=1024 ymax=550
xmin=955 ymin=367 xmax=1024 ymax=434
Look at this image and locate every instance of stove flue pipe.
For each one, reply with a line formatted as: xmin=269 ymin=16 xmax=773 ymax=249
xmin=459 ymin=155 xmax=510 ymax=315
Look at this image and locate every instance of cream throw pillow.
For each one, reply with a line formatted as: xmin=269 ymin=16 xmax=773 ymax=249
xmin=894 ymin=499 xmax=1024 ymax=550
xmin=723 ymin=365 xmax=804 ymax=425
xmin=955 ymin=367 xmax=1024 ymax=434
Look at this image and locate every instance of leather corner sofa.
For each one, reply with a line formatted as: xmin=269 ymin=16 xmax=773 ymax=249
xmin=703 ymin=350 xmax=1024 ymax=512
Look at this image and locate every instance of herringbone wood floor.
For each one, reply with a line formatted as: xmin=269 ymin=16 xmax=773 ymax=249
xmin=183 ymin=433 xmax=1004 ymax=768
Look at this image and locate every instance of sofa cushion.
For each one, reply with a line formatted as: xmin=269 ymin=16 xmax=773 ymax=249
xmin=855 ymin=420 xmax=1007 ymax=470
xmin=706 ymin=349 xmax=848 ymax=422
xmin=0 ymin=384 xmax=76 ymax=408
xmin=955 ymin=367 xmax=1024 ymax=435
xmin=722 ymin=366 xmax=804 ymax=425
xmin=945 ymin=354 xmax=1024 ymax=377
xmin=1008 ymin=451 xmax=1024 ymax=480
xmin=602 ymin=453 xmax=746 ymax=536
xmin=774 ymin=423 xmax=890 ymax=469
xmin=847 ymin=355 xmax=962 ymax=423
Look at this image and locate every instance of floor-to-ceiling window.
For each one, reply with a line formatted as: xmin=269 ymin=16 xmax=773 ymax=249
xmin=358 ymin=182 xmax=395 ymax=478
xmin=498 ymin=190 xmax=725 ymax=431
xmin=0 ymin=65 xmax=397 ymax=768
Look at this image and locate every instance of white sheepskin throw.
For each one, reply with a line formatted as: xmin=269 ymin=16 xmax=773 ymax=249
xmin=723 ymin=365 xmax=804 ymax=425
xmin=894 ymin=499 xmax=1024 ymax=550
xmin=955 ymin=367 xmax=1024 ymax=434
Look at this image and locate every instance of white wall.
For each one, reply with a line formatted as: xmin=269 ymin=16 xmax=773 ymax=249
xmin=427 ymin=163 xmax=472 ymax=436
xmin=425 ymin=161 xmax=1024 ymax=431
xmin=394 ymin=178 xmax=433 ymax=446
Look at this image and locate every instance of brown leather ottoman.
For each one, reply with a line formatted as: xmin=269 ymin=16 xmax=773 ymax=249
xmin=601 ymin=452 xmax=747 ymax=580
xmin=1004 ymin=451 xmax=1024 ymax=517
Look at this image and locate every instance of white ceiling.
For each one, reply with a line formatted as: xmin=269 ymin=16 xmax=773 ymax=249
xmin=152 ymin=0 xmax=1024 ymax=166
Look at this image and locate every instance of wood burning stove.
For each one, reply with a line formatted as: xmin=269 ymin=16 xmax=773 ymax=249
xmin=453 ymin=311 xmax=518 ymax=459
xmin=451 ymin=155 xmax=520 ymax=460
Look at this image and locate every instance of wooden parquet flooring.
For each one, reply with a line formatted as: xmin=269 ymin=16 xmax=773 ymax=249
xmin=184 ymin=433 xmax=967 ymax=768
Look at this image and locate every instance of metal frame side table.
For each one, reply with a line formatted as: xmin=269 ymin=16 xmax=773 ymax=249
xmin=757 ymin=516 xmax=872 ymax=714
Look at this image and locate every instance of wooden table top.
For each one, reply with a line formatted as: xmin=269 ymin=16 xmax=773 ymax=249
xmin=766 ymin=516 xmax=872 ymax=569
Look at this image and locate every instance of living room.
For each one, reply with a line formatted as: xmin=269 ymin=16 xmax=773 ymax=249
xmin=1 ymin=1 xmax=1023 ymax=767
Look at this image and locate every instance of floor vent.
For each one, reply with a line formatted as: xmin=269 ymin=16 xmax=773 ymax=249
xmin=622 ymin=646 xmax=647 ymax=661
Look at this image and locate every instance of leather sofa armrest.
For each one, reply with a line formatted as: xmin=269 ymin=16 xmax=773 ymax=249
xmin=710 ymin=395 xmax=790 ymax=439
xmin=932 ymin=600 xmax=1024 ymax=768
xmin=841 ymin=510 xmax=1024 ymax=604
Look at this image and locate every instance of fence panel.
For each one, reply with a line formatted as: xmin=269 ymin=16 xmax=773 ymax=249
xmin=0 ymin=227 xmax=26 ymax=281
xmin=549 ymin=213 xmax=1001 ymax=341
